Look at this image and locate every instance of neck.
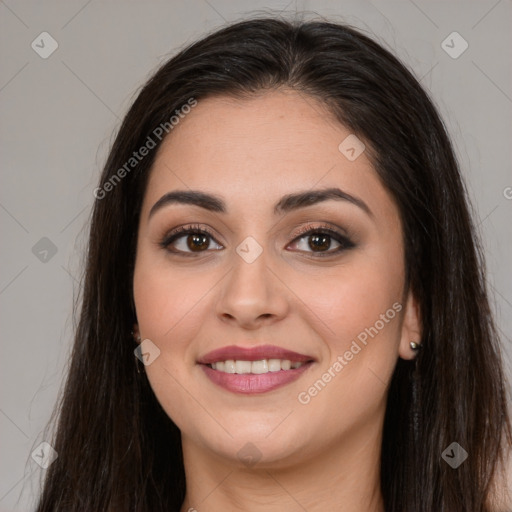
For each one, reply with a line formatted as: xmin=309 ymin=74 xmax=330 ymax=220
xmin=179 ymin=419 xmax=385 ymax=512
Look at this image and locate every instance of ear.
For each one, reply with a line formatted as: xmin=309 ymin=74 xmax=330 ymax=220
xmin=132 ymin=323 xmax=141 ymax=344
xmin=398 ymin=290 xmax=422 ymax=360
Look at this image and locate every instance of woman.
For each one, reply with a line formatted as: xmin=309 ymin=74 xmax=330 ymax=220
xmin=35 ymin=17 xmax=511 ymax=511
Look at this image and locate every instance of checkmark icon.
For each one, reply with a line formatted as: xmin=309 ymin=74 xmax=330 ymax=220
xmin=338 ymin=134 xmax=365 ymax=161
xmin=134 ymin=339 xmax=161 ymax=366
xmin=441 ymin=32 xmax=468 ymax=59
xmin=236 ymin=236 xmax=263 ymax=263
xmin=31 ymin=442 xmax=58 ymax=469
xmin=32 ymin=237 xmax=58 ymax=263
xmin=31 ymin=32 xmax=58 ymax=59
xmin=442 ymin=442 xmax=468 ymax=468
xmin=237 ymin=442 xmax=262 ymax=468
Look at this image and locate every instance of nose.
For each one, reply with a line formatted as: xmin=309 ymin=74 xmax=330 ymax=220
xmin=215 ymin=243 xmax=289 ymax=330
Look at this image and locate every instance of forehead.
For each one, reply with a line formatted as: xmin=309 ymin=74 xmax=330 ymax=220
xmin=141 ymin=90 xmax=396 ymax=224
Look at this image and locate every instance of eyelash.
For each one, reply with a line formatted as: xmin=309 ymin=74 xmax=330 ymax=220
xmin=159 ymin=222 xmax=355 ymax=258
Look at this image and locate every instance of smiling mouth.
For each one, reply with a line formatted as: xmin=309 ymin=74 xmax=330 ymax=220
xmin=207 ymin=359 xmax=310 ymax=374
xmin=197 ymin=344 xmax=316 ymax=393
xmin=200 ymin=359 xmax=315 ymax=394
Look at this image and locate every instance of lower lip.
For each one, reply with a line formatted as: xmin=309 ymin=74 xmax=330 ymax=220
xmin=200 ymin=362 xmax=314 ymax=394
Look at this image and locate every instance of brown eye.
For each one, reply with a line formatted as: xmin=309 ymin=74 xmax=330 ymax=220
xmin=307 ymin=233 xmax=333 ymax=252
xmin=161 ymin=226 xmax=222 ymax=255
xmin=288 ymin=225 xmax=355 ymax=256
xmin=183 ymin=233 xmax=210 ymax=252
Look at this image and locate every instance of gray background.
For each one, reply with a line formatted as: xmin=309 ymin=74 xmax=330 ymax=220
xmin=1 ymin=1 xmax=511 ymax=510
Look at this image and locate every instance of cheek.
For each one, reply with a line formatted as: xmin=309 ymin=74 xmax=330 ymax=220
xmin=133 ymin=255 xmax=210 ymax=429
xmin=133 ymin=250 xmax=209 ymax=342
xmin=292 ymin=257 xmax=404 ymax=354
xmin=291 ymin=253 xmax=404 ymax=418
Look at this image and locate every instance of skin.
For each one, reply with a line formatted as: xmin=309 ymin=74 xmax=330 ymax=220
xmin=132 ymin=89 xmax=422 ymax=512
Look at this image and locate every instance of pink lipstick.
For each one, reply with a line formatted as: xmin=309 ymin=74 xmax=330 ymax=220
xmin=198 ymin=344 xmax=315 ymax=394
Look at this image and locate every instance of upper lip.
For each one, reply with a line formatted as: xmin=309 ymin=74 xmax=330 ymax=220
xmin=197 ymin=345 xmax=315 ymax=365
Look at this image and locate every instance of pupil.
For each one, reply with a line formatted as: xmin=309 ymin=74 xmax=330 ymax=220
xmin=309 ymin=234 xmax=329 ymax=251
xmin=188 ymin=234 xmax=208 ymax=251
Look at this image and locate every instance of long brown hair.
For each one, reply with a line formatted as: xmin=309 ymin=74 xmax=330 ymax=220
xmin=35 ymin=16 xmax=511 ymax=511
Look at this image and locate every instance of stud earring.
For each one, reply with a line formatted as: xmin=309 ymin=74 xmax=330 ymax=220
xmin=410 ymin=341 xmax=422 ymax=351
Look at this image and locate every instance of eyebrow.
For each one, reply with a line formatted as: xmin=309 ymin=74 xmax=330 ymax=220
xmin=148 ymin=187 xmax=373 ymax=220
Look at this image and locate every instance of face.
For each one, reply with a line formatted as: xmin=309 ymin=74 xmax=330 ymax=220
xmin=132 ymin=90 xmax=421 ymax=468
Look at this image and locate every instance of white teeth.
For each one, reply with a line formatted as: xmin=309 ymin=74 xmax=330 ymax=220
xmin=251 ymin=360 xmax=268 ymax=374
xmin=268 ymin=359 xmax=281 ymax=372
xmin=210 ymin=358 xmax=305 ymax=374
xmin=281 ymin=360 xmax=291 ymax=370
xmin=235 ymin=360 xmax=252 ymax=374
xmin=224 ymin=360 xmax=236 ymax=373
